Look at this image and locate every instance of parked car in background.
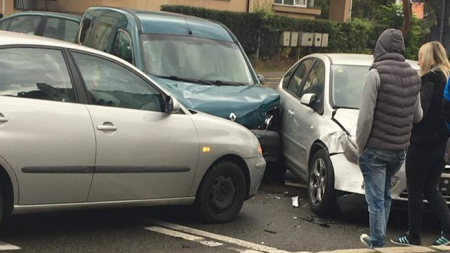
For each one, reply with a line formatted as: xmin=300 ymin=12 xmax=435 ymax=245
xmin=0 ymin=31 xmax=266 ymax=224
xmin=277 ymin=54 xmax=429 ymax=216
xmin=0 ymin=12 xmax=80 ymax=42
xmin=77 ymin=7 xmax=281 ymax=163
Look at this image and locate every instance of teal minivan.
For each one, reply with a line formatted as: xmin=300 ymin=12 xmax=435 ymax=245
xmin=77 ymin=7 xmax=280 ymax=162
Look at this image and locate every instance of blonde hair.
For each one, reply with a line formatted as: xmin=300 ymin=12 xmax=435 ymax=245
xmin=419 ymin=41 xmax=450 ymax=78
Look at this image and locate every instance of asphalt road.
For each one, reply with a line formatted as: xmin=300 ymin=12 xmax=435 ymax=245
xmin=0 ymin=173 xmax=444 ymax=253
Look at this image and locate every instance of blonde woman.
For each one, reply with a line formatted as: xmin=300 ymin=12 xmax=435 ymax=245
xmin=392 ymin=41 xmax=450 ymax=246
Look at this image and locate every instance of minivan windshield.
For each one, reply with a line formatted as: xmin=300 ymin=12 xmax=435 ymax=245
xmin=141 ymin=34 xmax=254 ymax=85
xmin=331 ymin=65 xmax=369 ymax=109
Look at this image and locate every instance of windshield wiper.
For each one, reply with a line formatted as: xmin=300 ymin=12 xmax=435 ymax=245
xmin=154 ymin=75 xmax=215 ymax=86
xmin=208 ymin=80 xmax=247 ymax=86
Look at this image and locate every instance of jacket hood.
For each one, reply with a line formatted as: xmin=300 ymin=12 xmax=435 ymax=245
xmin=374 ymin=29 xmax=405 ymax=61
xmin=150 ymin=76 xmax=280 ymax=129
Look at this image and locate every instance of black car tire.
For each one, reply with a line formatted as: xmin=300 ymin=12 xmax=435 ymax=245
xmin=0 ymin=187 xmax=3 ymax=225
xmin=196 ymin=161 xmax=246 ymax=223
xmin=307 ymin=149 xmax=339 ymax=216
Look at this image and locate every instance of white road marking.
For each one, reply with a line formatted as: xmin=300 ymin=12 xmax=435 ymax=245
xmin=148 ymin=219 xmax=290 ymax=253
xmin=145 ymin=226 xmax=223 ymax=247
xmin=0 ymin=242 xmax=20 ymax=251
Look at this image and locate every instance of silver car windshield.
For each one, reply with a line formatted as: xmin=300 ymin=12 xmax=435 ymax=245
xmin=141 ymin=34 xmax=254 ymax=85
xmin=331 ymin=65 xmax=370 ymax=109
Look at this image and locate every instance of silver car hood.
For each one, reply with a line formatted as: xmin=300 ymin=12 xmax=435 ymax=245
xmin=333 ymin=108 xmax=359 ymax=136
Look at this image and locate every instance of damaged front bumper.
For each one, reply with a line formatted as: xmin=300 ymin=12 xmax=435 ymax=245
xmin=251 ymin=130 xmax=280 ymax=162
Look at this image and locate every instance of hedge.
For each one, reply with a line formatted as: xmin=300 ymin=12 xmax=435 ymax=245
xmin=161 ymin=5 xmax=389 ymax=59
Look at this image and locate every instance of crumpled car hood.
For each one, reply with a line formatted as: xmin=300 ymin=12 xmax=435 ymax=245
xmin=151 ymin=76 xmax=280 ymax=129
xmin=333 ymin=108 xmax=359 ymax=136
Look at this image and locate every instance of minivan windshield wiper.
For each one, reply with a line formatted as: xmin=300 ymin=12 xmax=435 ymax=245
xmin=154 ymin=75 xmax=215 ymax=86
xmin=206 ymin=80 xmax=247 ymax=86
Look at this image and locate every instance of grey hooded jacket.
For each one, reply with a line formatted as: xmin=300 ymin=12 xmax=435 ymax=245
xmin=356 ymin=29 xmax=423 ymax=155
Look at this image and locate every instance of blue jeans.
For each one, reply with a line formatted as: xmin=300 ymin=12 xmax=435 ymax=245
xmin=359 ymin=148 xmax=406 ymax=248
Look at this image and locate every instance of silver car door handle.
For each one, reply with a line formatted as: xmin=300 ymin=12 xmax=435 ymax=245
xmin=0 ymin=117 xmax=8 ymax=123
xmin=97 ymin=124 xmax=117 ymax=132
xmin=288 ymin=109 xmax=295 ymax=118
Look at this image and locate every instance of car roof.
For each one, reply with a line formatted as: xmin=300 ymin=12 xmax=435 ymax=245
xmin=3 ymin=11 xmax=81 ymax=22
xmin=315 ymin=53 xmax=419 ymax=70
xmin=125 ymin=9 xmax=234 ymax=42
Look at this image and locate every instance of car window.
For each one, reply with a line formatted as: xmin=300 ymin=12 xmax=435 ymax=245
xmin=0 ymin=19 xmax=11 ymax=30
xmin=286 ymin=59 xmax=313 ymax=96
xmin=8 ymin=16 xmax=41 ymax=35
xmin=299 ymin=61 xmax=325 ymax=113
xmin=0 ymin=48 xmax=75 ymax=102
xmin=112 ymin=30 xmax=133 ymax=64
xmin=282 ymin=62 xmax=299 ymax=89
xmin=91 ymin=21 xmax=113 ymax=52
xmin=72 ymin=52 xmax=163 ymax=112
xmin=43 ymin=17 xmax=79 ymax=42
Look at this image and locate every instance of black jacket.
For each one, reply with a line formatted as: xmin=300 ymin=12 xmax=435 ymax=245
xmin=411 ymin=69 xmax=450 ymax=144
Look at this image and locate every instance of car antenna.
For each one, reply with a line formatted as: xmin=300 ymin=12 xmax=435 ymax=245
xmin=184 ymin=17 xmax=193 ymax=35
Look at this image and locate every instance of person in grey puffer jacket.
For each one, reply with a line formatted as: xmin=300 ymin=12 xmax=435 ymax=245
xmin=356 ymin=29 xmax=423 ymax=248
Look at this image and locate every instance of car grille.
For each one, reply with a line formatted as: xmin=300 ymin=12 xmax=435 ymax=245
xmin=399 ymin=166 xmax=450 ymax=203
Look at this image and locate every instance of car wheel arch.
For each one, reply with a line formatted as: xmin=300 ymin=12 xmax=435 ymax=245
xmin=308 ymin=141 xmax=328 ymax=169
xmin=0 ymin=165 xmax=15 ymax=217
xmin=197 ymin=155 xmax=250 ymax=198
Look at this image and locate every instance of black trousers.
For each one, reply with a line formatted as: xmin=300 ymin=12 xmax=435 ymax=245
xmin=406 ymin=141 xmax=450 ymax=238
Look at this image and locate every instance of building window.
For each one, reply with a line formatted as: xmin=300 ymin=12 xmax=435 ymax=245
xmin=274 ymin=0 xmax=307 ymax=7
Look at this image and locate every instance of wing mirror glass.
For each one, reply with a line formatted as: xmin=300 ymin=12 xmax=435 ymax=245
xmin=165 ymin=96 xmax=180 ymax=113
xmin=300 ymin=93 xmax=318 ymax=106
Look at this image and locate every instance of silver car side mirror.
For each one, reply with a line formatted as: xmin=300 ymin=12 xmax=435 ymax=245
xmin=300 ymin=93 xmax=318 ymax=106
xmin=165 ymin=96 xmax=181 ymax=113
xmin=257 ymin=74 xmax=265 ymax=85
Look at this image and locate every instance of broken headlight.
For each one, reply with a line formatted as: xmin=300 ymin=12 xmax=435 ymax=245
xmin=258 ymin=107 xmax=279 ymax=131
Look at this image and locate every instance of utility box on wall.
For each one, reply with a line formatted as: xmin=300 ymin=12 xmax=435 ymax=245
xmin=280 ymin=31 xmax=291 ymax=47
xmin=300 ymin=32 xmax=313 ymax=47
xmin=290 ymin=32 xmax=299 ymax=47
xmin=314 ymin=33 xmax=322 ymax=47
xmin=322 ymin=33 xmax=329 ymax=47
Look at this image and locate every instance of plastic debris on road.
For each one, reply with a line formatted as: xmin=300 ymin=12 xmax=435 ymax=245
xmin=292 ymin=196 xmax=299 ymax=208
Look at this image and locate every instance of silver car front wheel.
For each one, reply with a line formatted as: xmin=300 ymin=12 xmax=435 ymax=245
xmin=307 ymin=149 xmax=338 ymax=216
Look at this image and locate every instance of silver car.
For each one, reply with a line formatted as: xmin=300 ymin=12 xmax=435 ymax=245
xmin=0 ymin=31 xmax=266 ymax=224
xmin=277 ymin=53 xmax=438 ymax=216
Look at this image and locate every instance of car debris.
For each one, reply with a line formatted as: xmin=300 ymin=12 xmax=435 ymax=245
xmin=264 ymin=229 xmax=277 ymax=234
xmin=292 ymin=196 xmax=299 ymax=208
xmin=300 ymin=216 xmax=333 ymax=228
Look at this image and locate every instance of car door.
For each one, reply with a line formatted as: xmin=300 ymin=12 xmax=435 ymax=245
xmin=280 ymin=59 xmax=326 ymax=178
xmin=0 ymin=47 xmax=96 ymax=205
xmin=70 ymin=51 xmax=200 ymax=202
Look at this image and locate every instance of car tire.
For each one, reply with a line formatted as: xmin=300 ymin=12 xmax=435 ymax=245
xmin=307 ymin=149 xmax=339 ymax=217
xmin=0 ymin=187 xmax=3 ymax=225
xmin=196 ymin=161 xmax=246 ymax=223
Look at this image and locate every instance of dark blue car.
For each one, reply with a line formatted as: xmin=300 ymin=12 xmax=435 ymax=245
xmin=78 ymin=7 xmax=280 ymax=161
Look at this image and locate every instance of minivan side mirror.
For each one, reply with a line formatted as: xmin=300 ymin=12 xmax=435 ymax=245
xmin=300 ymin=93 xmax=318 ymax=106
xmin=257 ymin=74 xmax=265 ymax=85
xmin=165 ymin=96 xmax=181 ymax=113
